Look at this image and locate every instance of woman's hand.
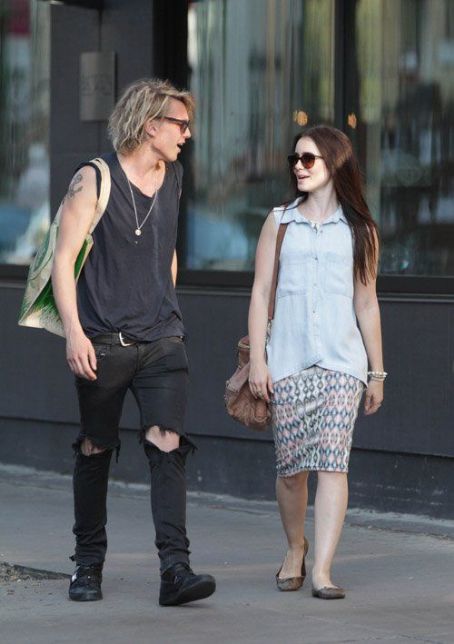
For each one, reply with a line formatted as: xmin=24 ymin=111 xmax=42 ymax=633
xmin=364 ymin=379 xmax=384 ymax=415
xmin=248 ymin=359 xmax=274 ymax=403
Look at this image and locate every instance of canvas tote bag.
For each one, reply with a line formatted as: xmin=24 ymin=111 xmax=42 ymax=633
xmin=18 ymin=157 xmax=111 ymax=337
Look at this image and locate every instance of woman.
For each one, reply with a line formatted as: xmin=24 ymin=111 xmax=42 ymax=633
xmin=248 ymin=125 xmax=385 ymax=599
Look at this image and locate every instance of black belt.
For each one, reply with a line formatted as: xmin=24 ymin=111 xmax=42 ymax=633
xmin=91 ymin=332 xmax=137 ymax=347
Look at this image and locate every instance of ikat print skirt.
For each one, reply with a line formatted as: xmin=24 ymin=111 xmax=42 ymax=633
xmin=271 ymin=366 xmax=364 ymax=476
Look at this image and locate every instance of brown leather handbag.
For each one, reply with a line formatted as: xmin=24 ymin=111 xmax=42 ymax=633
xmin=224 ymin=223 xmax=288 ymax=431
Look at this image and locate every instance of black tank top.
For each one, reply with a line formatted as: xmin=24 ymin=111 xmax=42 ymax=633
xmin=76 ymin=152 xmax=185 ymax=341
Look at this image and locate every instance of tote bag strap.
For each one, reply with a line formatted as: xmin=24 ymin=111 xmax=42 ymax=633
xmin=88 ymin=157 xmax=111 ymax=233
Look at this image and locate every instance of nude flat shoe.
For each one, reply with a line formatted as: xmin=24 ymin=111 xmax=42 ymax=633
xmin=311 ymin=585 xmax=346 ymax=599
xmin=275 ymin=536 xmax=309 ymax=592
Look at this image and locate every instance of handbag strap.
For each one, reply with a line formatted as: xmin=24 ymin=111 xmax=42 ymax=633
xmin=267 ymin=222 xmax=288 ymax=321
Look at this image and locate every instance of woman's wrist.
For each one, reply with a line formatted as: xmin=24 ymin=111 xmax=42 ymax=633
xmin=367 ymin=370 xmax=387 ymax=382
xmin=250 ymin=351 xmax=266 ymax=365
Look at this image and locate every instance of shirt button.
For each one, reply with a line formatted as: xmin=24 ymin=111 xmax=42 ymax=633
xmin=314 ymin=256 xmax=318 ymax=261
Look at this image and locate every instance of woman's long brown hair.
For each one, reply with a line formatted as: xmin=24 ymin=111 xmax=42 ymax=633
xmin=290 ymin=125 xmax=379 ymax=285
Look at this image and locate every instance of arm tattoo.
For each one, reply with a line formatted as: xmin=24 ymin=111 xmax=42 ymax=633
xmin=63 ymin=173 xmax=84 ymax=202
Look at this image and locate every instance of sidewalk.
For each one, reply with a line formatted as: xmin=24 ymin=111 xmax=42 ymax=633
xmin=1 ymin=463 xmax=453 ymax=644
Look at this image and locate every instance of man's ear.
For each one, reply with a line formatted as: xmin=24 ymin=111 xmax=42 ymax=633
xmin=144 ymin=118 xmax=159 ymax=138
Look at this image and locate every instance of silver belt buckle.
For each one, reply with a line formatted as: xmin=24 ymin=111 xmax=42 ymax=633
xmin=119 ymin=331 xmax=134 ymax=347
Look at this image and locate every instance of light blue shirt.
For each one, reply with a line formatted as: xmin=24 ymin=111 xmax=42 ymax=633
xmin=266 ymin=198 xmax=368 ymax=385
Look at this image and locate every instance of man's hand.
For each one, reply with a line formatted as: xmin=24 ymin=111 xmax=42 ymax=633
xmin=66 ymin=330 xmax=97 ymax=380
xmin=364 ymin=379 xmax=384 ymax=415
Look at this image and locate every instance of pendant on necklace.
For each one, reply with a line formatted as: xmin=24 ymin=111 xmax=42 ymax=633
xmin=135 ymin=229 xmax=142 ymax=236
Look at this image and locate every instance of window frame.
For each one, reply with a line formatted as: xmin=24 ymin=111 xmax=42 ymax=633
xmin=176 ymin=269 xmax=454 ymax=297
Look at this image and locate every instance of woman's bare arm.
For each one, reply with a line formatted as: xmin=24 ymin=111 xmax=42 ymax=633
xmin=247 ymin=212 xmax=278 ymax=401
xmin=353 ymin=233 xmax=384 ymax=415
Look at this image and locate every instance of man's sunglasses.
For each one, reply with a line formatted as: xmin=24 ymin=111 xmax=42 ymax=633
xmin=287 ymin=152 xmax=323 ymax=169
xmin=163 ymin=116 xmax=191 ymax=134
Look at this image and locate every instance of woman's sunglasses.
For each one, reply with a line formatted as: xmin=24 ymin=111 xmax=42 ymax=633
xmin=287 ymin=152 xmax=323 ymax=169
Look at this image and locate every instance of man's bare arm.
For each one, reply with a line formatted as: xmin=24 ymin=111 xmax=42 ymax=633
xmin=52 ymin=166 xmax=98 ymax=380
xmin=171 ymin=250 xmax=177 ymax=287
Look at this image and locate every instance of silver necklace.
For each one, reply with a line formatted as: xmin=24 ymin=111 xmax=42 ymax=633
xmin=126 ymin=175 xmax=159 ymax=236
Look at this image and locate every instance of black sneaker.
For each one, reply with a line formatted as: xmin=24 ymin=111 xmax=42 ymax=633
xmin=68 ymin=564 xmax=103 ymax=602
xmin=159 ymin=563 xmax=216 ymax=606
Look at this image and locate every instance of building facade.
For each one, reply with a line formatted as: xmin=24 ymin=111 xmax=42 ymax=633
xmin=1 ymin=0 xmax=453 ymax=517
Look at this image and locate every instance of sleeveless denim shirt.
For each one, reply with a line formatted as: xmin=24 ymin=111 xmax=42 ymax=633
xmin=266 ymin=198 xmax=368 ymax=385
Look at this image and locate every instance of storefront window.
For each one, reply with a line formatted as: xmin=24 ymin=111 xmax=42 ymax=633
xmin=186 ymin=0 xmax=335 ymax=271
xmin=347 ymin=0 xmax=454 ymax=276
xmin=0 ymin=0 xmax=50 ymax=265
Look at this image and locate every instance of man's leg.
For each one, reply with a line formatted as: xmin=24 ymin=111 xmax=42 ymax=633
xmin=73 ymin=439 xmax=113 ymax=565
xmin=143 ymin=427 xmax=191 ymax=571
xmin=133 ymin=336 xmax=215 ymax=605
xmin=70 ymin=340 xmax=134 ymax=601
xmin=70 ymin=438 xmax=112 ymax=601
xmin=142 ymin=426 xmax=215 ymax=606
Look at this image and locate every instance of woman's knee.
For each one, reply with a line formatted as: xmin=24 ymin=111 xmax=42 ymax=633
xmin=278 ymin=471 xmax=309 ymax=491
xmin=316 ymin=471 xmax=348 ymax=489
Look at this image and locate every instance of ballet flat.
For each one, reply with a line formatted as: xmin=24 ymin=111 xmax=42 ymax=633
xmin=311 ymin=585 xmax=346 ymax=600
xmin=275 ymin=536 xmax=309 ymax=592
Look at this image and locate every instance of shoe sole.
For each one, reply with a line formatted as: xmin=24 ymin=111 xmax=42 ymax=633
xmin=159 ymin=579 xmax=216 ymax=606
xmin=311 ymin=588 xmax=345 ymax=600
xmin=69 ymin=591 xmax=103 ymax=602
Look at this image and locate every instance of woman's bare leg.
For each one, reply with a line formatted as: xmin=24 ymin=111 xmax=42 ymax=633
xmin=312 ymin=471 xmax=348 ymax=589
xmin=275 ymin=471 xmax=309 ymax=578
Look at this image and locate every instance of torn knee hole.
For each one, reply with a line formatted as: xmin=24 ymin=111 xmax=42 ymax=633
xmin=142 ymin=426 xmax=180 ymax=453
xmin=80 ymin=438 xmax=107 ymax=457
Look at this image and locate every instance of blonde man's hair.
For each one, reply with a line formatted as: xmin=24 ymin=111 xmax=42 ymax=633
xmin=108 ymin=78 xmax=195 ymax=154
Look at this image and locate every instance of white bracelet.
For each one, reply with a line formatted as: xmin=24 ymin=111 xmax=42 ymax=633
xmin=368 ymin=370 xmax=387 ymax=381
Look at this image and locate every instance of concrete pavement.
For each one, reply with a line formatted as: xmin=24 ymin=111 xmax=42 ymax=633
xmin=0 ymin=463 xmax=453 ymax=644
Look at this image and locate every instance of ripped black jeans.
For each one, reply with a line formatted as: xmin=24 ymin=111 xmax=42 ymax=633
xmin=72 ymin=334 xmax=194 ymax=573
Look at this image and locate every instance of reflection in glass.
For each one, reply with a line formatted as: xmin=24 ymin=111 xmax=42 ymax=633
xmin=186 ymin=0 xmax=335 ymax=270
xmin=349 ymin=0 xmax=454 ymax=276
xmin=0 ymin=0 xmax=50 ymax=265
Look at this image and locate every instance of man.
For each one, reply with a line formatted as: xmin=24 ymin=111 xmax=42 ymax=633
xmin=52 ymin=78 xmax=216 ymax=606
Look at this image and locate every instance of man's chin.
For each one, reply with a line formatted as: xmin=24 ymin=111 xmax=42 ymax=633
xmin=165 ymin=150 xmax=180 ymax=163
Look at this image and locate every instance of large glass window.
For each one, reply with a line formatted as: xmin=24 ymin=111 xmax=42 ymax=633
xmin=347 ymin=0 xmax=454 ymax=276
xmin=0 ymin=0 xmax=50 ymax=266
xmin=186 ymin=0 xmax=335 ymax=271
xmin=184 ymin=0 xmax=454 ymax=281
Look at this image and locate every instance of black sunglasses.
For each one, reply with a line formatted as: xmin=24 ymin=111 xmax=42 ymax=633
xmin=163 ymin=116 xmax=191 ymax=134
xmin=287 ymin=152 xmax=323 ymax=169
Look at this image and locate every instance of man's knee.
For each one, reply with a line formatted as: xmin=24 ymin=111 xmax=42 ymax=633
xmin=144 ymin=426 xmax=180 ymax=453
xmin=80 ymin=438 xmax=107 ymax=457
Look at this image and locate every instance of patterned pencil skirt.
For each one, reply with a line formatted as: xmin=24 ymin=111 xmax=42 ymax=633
xmin=271 ymin=366 xmax=364 ymax=476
